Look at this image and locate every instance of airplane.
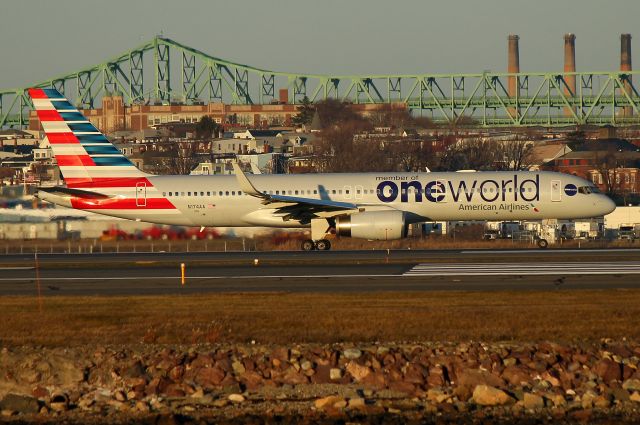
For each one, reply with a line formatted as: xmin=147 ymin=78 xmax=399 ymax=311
xmin=29 ymin=88 xmax=616 ymax=250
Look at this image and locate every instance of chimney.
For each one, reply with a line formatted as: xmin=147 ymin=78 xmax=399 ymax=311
xmin=621 ymin=34 xmax=633 ymax=117
xmin=507 ymin=34 xmax=520 ymax=97
xmin=563 ymin=34 xmax=576 ymax=116
xmin=507 ymin=34 xmax=520 ymax=118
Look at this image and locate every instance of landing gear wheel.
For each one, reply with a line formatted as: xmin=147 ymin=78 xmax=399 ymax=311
xmin=537 ymin=239 xmax=549 ymax=249
xmin=301 ymin=239 xmax=316 ymax=251
xmin=315 ymin=239 xmax=331 ymax=251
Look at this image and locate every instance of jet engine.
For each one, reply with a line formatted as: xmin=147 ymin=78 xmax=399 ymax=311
xmin=335 ymin=210 xmax=408 ymax=240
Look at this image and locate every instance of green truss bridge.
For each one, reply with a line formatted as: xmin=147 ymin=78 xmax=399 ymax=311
xmin=1 ymin=36 xmax=639 ymax=129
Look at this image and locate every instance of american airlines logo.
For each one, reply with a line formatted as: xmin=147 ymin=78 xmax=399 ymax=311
xmin=376 ymin=174 xmax=540 ymax=203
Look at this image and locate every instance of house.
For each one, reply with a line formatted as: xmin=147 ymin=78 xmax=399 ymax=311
xmin=527 ymin=142 xmax=572 ymax=170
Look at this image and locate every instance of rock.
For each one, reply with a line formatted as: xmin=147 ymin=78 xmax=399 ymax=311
xmin=501 ymin=365 xmax=531 ymax=386
xmin=427 ymin=365 xmax=448 ymax=387
xmin=611 ymin=387 xmax=631 ymax=403
xmin=458 ymin=369 xmax=505 ymax=388
xmin=231 ymin=360 xmax=245 ymax=375
xmin=212 ymin=399 xmax=229 ymax=408
xmin=301 ymin=360 xmax=313 ymax=371
xmin=49 ymin=392 xmax=69 ymax=412
xmin=426 ymin=389 xmax=449 ymax=404
xmin=348 ymin=397 xmax=366 ymax=409
xmin=503 ymin=357 xmax=517 ymax=367
xmin=595 ymin=359 xmax=622 ymax=383
xmin=241 ymin=370 xmax=264 ymax=391
xmin=333 ymin=399 xmax=348 ymax=409
xmin=346 ymin=361 xmax=371 ymax=382
xmin=623 ymin=378 xmax=640 ymax=392
xmin=195 ymin=366 xmax=226 ymax=388
xmin=343 ymin=348 xmax=362 ymax=360
xmin=31 ymin=386 xmax=49 ymax=400
xmin=472 ymin=385 xmax=513 ymax=406
xmin=228 ymin=393 xmax=245 ymax=403
xmin=581 ymin=390 xmax=597 ymax=409
xmin=453 ymin=385 xmax=474 ymax=402
xmin=130 ymin=400 xmax=147 ymax=412
xmin=548 ymin=394 xmax=567 ymax=407
xmin=114 ymin=390 xmax=126 ymax=402
xmin=523 ymin=393 xmax=544 ymax=410
xmin=593 ymin=395 xmax=611 ymax=409
xmin=0 ymin=394 xmax=39 ymax=414
xmin=314 ymin=395 xmax=345 ymax=410
xmin=630 ymin=391 xmax=640 ymax=403
xmin=330 ymin=368 xmax=342 ymax=380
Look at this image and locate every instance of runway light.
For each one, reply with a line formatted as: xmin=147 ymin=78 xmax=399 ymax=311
xmin=180 ymin=263 xmax=185 ymax=286
xmin=254 ymin=258 xmax=259 ymax=266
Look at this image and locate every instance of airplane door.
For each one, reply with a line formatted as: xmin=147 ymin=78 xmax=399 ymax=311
xmin=551 ymin=180 xmax=561 ymax=202
xmin=355 ymin=185 xmax=363 ymax=200
xmin=136 ymin=182 xmax=147 ymax=207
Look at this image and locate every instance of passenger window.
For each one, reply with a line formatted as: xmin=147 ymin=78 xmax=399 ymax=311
xmin=188 ymin=192 xmax=191 ymax=196
xmin=207 ymin=192 xmax=211 ymax=196
xmin=313 ymin=190 xmax=318 ymax=194
xmin=225 ymin=191 xmax=229 ymax=196
xmin=332 ymin=190 xmax=336 ymax=194
xmin=218 ymin=191 xmax=222 ymax=196
xmin=276 ymin=190 xmax=280 ymax=194
xmin=232 ymin=191 xmax=235 ymax=195
xmin=181 ymin=192 xmax=185 ymax=196
xmin=168 ymin=192 xmax=171 ymax=196
xmin=295 ymin=190 xmax=299 ymax=195
xmin=200 ymin=192 xmax=204 ymax=196
xmin=288 ymin=190 xmax=292 ymax=195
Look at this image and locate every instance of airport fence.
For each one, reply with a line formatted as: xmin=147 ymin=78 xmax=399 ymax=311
xmin=0 ymin=238 xmax=258 ymax=255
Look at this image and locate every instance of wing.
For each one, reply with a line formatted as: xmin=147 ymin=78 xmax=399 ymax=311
xmin=232 ymin=163 xmax=359 ymax=222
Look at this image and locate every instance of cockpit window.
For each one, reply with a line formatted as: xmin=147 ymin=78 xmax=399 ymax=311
xmin=578 ymin=186 xmax=600 ymax=194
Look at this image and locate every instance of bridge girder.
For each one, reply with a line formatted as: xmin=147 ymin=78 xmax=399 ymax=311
xmin=1 ymin=36 xmax=640 ymax=128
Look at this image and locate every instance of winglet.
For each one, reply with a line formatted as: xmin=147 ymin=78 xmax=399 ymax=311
xmin=232 ymin=162 xmax=264 ymax=197
xmin=250 ymin=163 xmax=262 ymax=174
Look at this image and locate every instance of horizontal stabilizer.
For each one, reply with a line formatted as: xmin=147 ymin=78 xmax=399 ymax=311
xmin=37 ymin=186 xmax=111 ymax=200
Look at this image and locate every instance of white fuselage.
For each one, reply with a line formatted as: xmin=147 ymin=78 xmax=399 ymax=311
xmin=46 ymin=171 xmax=614 ymax=228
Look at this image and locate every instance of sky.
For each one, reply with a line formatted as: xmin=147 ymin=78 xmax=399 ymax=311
xmin=1 ymin=0 xmax=639 ymax=89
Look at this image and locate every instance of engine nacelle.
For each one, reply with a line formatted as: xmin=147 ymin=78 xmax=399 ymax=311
xmin=335 ymin=210 xmax=408 ymax=240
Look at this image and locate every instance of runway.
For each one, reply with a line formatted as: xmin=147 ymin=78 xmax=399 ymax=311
xmin=1 ymin=248 xmax=639 ymax=296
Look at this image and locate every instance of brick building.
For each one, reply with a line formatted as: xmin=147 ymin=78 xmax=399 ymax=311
xmin=29 ymin=94 xmax=404 ymax=134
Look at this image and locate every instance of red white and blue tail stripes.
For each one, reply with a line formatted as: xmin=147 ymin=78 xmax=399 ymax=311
xmin=29 ymin=88 xmax=146 ymax=188
xmin=29 ymin=88 xmax=179 ymax=217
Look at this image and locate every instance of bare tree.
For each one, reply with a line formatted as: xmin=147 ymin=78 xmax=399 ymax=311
xmin=595 ymin=150 xmax=622 ymax=196
xmin=162 ymin=141 xmax=202 ymax=175
xmin=438 ymin=138 xmax=501 ymax=171
xmin=498 ymin=139 xmax=534 ymax=171
xmin=387 ymin=140 xmax=439 ymax=172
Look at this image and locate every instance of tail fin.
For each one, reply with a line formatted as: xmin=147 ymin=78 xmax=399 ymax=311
xmin=28 ymin=88 xmax=146 ymax=188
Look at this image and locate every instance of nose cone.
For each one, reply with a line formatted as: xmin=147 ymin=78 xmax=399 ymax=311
xmin=598 ymin=195 xmax=616 ymax=216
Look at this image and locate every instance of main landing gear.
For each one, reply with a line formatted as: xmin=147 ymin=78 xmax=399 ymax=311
xmin=301 ymin=239 xmax=331 ymax=251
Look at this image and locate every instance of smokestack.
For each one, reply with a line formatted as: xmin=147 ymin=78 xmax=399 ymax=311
xmin=507 ymin=34 xmax=520 ymax=97
xmin=563 ymin=34 xmax=576 ymax=116
xmin=621 ymin=34 xmax=633 ymax=117
xmin=507 ymin=34 xmax=520 ymax=118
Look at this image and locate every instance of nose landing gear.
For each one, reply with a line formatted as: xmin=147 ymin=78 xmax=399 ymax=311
xmin=301 ymin=239 xmax=332 ymax=251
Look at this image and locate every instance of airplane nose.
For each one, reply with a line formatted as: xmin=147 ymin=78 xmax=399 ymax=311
xmin=599 ymin=195 xmax=616 ymax=215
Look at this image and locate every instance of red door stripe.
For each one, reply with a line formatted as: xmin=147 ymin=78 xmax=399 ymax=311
xmin=71 ymin=198 xmax=175 ymax=210
xmin=66 ymin=177 xmax=153 ymax=188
